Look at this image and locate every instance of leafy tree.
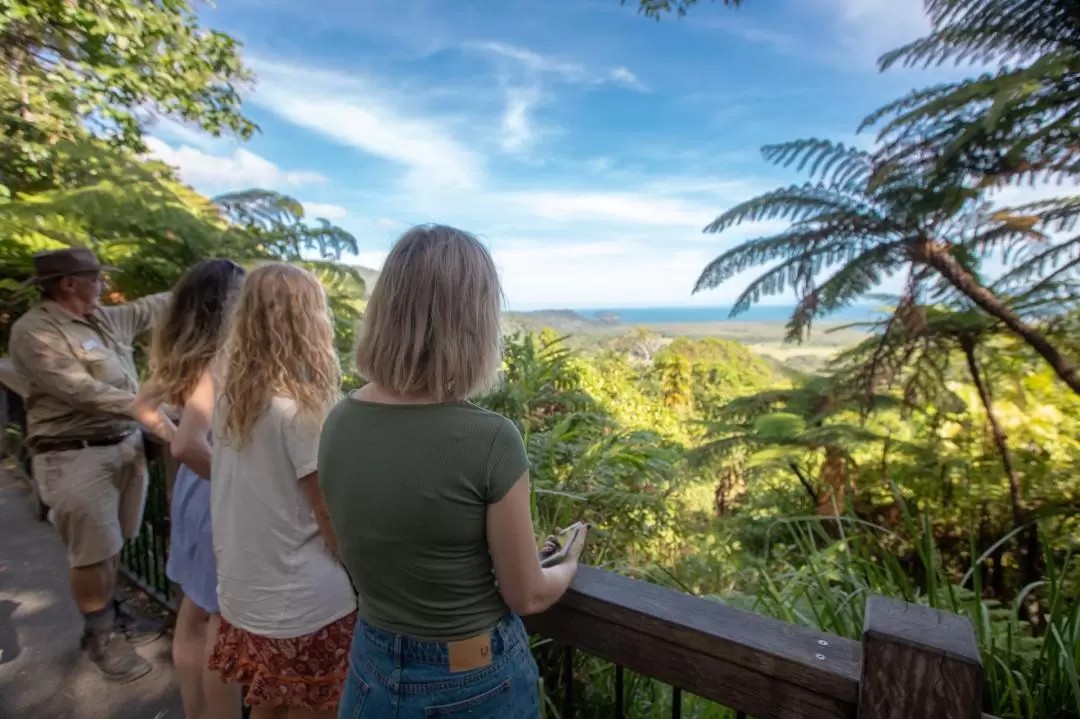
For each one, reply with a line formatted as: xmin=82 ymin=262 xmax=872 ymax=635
xmin=611 ymin=326 xmax=664 ymax=363
xmin=0 ymin=0 xmax=256 ymax=194
xmin=651 ymin=338 xmax=779 ymax=419
xmin=843 ymin=304 xmax=1025 ymax=526
xmin=0 ymin=149 xmax=361 ymax=350
xmin=693 ymin=138 xmax=1080 ymax=395
xmin=654 ymin=352 xmax=692 ymax=409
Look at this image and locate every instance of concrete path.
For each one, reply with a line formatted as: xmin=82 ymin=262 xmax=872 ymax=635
xmin=0 ymin=466 xmax=184 ymax=719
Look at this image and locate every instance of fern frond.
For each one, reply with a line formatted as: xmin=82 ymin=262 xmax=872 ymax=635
xmin=214 ymin=189 xmax=306 ymax=229
xmin=993 ymin=236 xmax=1080 ymax=293
xmin=761 ymin=139 xmax=874 ymax=187
xmin=996 ymin=196 xmax=1080 ymax=233
xmin=703 ymin=184 xmax=882 ymax=234
xmin=695 ymin=226 xmax=878 ymax=294
xmin=712 ymin=391 xmax=795 ymax=422
xmin=860 ymin=83 xmax=959 ymax=133
xmin=785 ymin=242 xmax=908 ymax=341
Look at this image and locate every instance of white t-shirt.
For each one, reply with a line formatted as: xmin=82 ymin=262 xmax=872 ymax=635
xmin=211 ymin=396 xmax=356 ymax=639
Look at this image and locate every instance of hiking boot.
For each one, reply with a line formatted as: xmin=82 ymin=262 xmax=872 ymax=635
xmin=114 ymin=600 xmax=167 ymax=647
xmin=81 ymin=629 xmax=153 ymax=683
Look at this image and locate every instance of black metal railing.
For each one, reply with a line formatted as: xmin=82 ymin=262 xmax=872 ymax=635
xmin=119 ymin=436 xmax=176 ymax=608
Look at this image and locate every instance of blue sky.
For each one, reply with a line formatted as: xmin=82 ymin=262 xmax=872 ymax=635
xmin=147 ymin=0 xmax=956 ymax=310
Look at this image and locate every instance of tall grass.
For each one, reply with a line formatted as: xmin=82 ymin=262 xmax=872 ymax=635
xmin=532 ymin=508 xmax=1078 ymax=719
xmin=753 ymin=512 xmax=1080 ymax=719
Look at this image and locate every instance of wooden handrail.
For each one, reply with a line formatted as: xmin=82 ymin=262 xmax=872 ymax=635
xmin=526 ymin=566 xmax=986 ymax=719
xmin=526 ymin=565 xmax=860 ymax=719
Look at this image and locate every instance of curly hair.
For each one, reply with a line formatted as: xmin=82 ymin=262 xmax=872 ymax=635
xmin=355 ymin=224 xmax=503 ymax=402
xmin=150 ymin=259 xmax=246 ymax=407
xmin=219 ymin=262 xmax=340 ymax=446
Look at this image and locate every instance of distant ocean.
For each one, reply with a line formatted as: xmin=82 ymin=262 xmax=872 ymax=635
xmin=570 ymin=305 xmax=884 ymax=325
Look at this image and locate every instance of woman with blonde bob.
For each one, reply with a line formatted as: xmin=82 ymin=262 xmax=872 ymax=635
xmin=208 ymin=263 xmax=356 ymax=719
xmin=320 ymin=225 xmax=587 ymax=718
xmin=133 ymin=258 xmax=246 ymax=719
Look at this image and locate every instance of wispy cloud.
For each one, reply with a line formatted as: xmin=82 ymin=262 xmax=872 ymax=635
xmin=499 ymin=87 xmax=540 ymax=153
xmin=249 ymin=57 xmax=485 ymax=192
xmin=146 ymin=117 xmax=226 ymax=152
xmin=700 ymin=0 xmax=932 ymax=73
xmin=489 ymin=238 xmax=719 ymax=309
xmin=505 ymin=190 xmax=714 ymax=227
xmin=821 ymin=0 xmax=929 ymax=65
xmin=698 ymin=16 xmax=802 ymax=56
xmin=467 ymin=41 xmax=647 ymax=90
xmin=302 ymin=202 xmax=348 ymax=220
xmin=144 ymin=137 xmax=326 ymax=190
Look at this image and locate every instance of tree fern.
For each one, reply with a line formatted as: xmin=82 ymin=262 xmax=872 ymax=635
xmin=880 ymin=0 xmax=1078 ymax=70
xmin=866 ymin=1 xmax=1080 ymax=189
xmin=696 ymin=134 xmax=1080 ymax=392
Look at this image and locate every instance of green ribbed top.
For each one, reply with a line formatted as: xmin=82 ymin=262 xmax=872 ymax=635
xmin=318 ymin=397 xmax=529 ymax=641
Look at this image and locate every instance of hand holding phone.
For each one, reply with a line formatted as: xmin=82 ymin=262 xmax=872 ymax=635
xmin=538 ymin=522 xmax=589 ymax=568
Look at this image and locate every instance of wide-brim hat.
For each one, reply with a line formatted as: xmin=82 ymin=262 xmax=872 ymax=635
xmin=22 ymin=247 xmax=120 ymax=286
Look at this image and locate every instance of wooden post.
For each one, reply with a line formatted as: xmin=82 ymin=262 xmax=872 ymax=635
xmin=859 ymin=596 xmax=983 ymax=719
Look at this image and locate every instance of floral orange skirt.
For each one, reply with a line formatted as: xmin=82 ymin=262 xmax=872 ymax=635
xmin=208 ymin=611 xmax=357 ymax=710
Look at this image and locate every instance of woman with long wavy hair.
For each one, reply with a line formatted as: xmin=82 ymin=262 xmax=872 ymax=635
xmin=133 ymin=258 xmax=246 ymax=719
xmin=208 ymin=263 xmax=356 ymax=719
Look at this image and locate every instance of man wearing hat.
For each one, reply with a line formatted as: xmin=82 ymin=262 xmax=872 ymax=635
xmin=9 ymin=247 xmax=174 ymax=682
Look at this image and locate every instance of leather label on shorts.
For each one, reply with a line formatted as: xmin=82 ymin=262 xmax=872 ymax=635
xmin=448 ymin=633 xmax=492 ymax=673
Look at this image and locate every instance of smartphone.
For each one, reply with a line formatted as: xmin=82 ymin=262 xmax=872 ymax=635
xmin=539 ymin=522 xmax=586 ymax=568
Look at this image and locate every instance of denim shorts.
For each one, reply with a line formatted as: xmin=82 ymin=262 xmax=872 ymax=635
xmin=338 ymin=614 xmax=541 ymax=718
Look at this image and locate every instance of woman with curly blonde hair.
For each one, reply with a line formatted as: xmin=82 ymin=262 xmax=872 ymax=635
xmin=133 ymin=258 xmax=246 ymax=719
xmin=208 ymin=262 xmax=355 ymax=719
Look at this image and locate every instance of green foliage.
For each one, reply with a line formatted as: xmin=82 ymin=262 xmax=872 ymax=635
xmin=478 ymin=333 xmax=686 ymax=567
xmin=753 ymin=514 xmax=1080 ymax=719
xmin=0 ymin=150 xmax=363 ymax=357
xmin=481 ymin=327 xmax=1080 ymax=718
xmin=753 ymin=412 xmax=806 ymax=440
xmin=0 ymin=0 xmax=256 ymax=193
xmin=651 ymin=338 xmax=779 ymax=418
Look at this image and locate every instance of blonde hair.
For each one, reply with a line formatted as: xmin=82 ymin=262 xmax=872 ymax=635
xmin=150 ymin=259 xmax=246 ymax=407
xmin=355 ymin=224 xmax=502 ymax=402
xmin=220 ymin=263 xmax=340 ymax=446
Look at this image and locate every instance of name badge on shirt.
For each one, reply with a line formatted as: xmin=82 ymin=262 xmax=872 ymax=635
xmin=448 ymin=633 xmax=493 ymax=673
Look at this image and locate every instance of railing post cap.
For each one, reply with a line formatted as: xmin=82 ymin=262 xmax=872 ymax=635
xmin=863 ymin=595 xmax=981 ymax=667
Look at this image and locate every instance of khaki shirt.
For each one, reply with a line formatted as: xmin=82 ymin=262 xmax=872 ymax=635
xmin=9 ymin=293 xmax=170 ymax=447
